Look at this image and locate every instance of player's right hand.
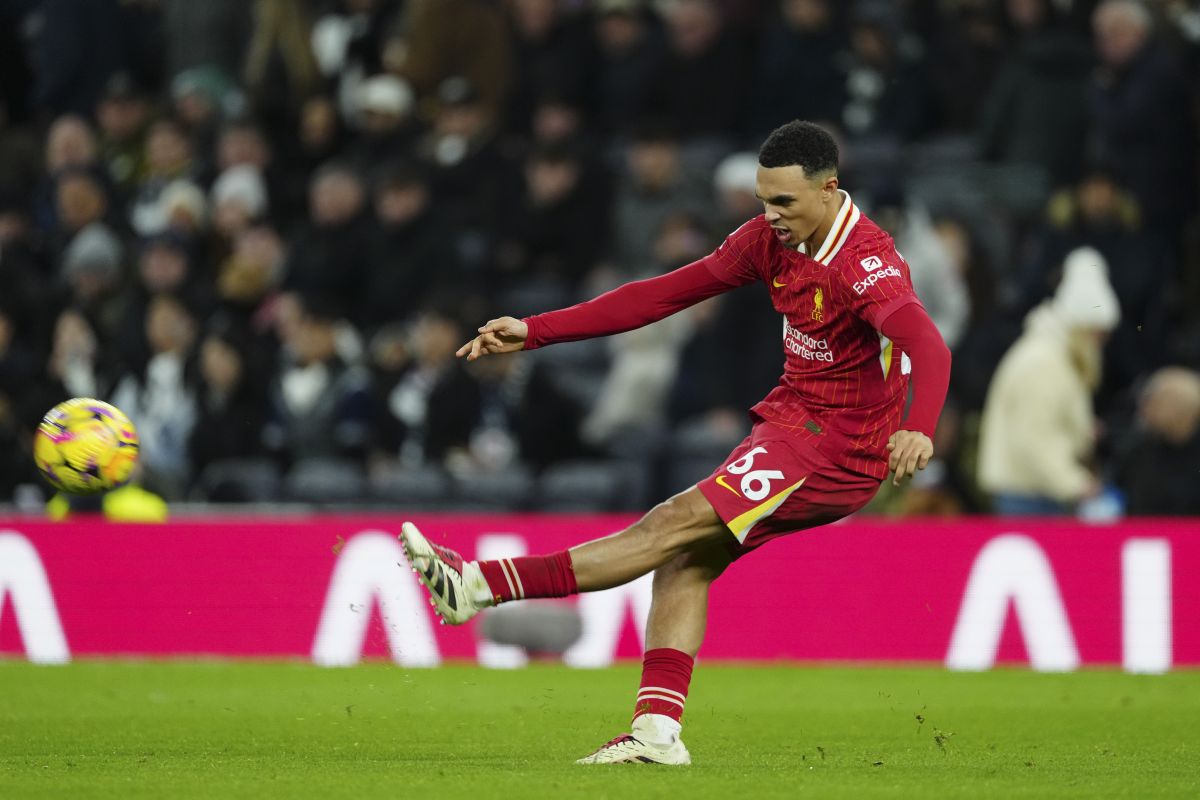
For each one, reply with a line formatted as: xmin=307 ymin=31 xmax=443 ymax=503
xmin=456 ymin=316 xmax=529 ymax=361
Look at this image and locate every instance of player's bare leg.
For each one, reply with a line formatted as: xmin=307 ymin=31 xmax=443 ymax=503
xmin=576 ymin=542 xmax=734 ymax=765
xmin=644 ymin=541 xmax=734 ymax=656
xmin=569 ymin=489 xmax=729 ymax=591
xmin=399 ymin=487 xmax=728 ymax=625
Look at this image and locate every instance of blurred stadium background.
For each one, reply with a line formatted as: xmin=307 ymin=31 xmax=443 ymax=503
xmin=0 ymin=0 xmax=1195 ymax=516
xmin=0 ymin=1 xmax=1198 ymax=796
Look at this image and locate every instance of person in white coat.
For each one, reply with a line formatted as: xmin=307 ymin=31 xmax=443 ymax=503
xmin=978 ymin=246 xmax=1120 ymax=514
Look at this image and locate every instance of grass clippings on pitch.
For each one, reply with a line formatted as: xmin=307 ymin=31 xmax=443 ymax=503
xmin=0 ymin=662 xmax=1196 ymax=799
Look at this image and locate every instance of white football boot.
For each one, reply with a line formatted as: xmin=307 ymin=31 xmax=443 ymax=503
xmin=576 ymin=715 xmax=692 ymax=765
xmin=399 ymin=521 xmax=490 ymax=625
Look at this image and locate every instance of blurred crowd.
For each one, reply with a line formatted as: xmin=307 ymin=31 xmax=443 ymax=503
xmin=0 ymin=0 xmax=1198 ymax=516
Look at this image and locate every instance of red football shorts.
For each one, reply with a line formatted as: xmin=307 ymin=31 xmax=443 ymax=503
xmin=696 ymin=419 xmax=881 ymax=555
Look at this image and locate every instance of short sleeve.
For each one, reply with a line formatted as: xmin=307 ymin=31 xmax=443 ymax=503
xmin=837 ymin=246 xmax=922 ymax=330
xmin=700 ymin=216 xmax=769 ymax=287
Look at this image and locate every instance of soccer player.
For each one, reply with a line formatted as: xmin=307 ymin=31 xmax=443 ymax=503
xmin=400 ymin=121 xmax=951 ymax=764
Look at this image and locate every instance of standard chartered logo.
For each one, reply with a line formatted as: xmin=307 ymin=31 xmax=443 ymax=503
xmin=853 ymin=265 xmax=903 ymax=295
xmin=782 ymin=319 xmax=835 ymax=362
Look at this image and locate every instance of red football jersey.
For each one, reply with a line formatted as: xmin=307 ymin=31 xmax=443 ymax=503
xmin=703 ymin=191 xmax=921 ymax=478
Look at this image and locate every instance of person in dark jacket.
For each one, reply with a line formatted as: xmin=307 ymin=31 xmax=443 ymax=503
xmin=282 ymin=163 xmax=371 ymax=316
xmin=1088 ymin=0 xmax=1197 ymax=236
xmin=1115 ymin=367 xmax=1200 ymax=516
xmin=360 ymin=161 xmax=463 ymax=330
xmin=188 ymin=320 xmax=269 ymax=477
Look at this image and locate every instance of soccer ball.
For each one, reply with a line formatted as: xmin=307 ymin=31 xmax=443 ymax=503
xmin=34 ymin=398 xmax=140 ymax=495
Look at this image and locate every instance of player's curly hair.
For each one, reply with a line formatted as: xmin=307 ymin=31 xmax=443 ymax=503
xmin=758 ymin=121 xmax=839 ymax=177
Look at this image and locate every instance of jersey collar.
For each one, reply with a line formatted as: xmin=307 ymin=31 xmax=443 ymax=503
xmin=797 ymin=190 xmax=860 ymax=266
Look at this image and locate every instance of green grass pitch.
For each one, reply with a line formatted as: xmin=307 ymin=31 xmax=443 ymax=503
xmin=1 ymin=661 xmax=1197 ymax=799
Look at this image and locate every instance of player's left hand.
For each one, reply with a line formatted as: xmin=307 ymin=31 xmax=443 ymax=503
xmin=887 ymin=430 xmax=933 ymax=487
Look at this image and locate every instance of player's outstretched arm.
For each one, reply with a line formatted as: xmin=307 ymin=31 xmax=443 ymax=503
xmin=456 ymin=317 xmax=528 ymax=361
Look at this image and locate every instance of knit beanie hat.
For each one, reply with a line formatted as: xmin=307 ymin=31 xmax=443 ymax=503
xmin=1052 ymin=246 xmax=1120 ymax=332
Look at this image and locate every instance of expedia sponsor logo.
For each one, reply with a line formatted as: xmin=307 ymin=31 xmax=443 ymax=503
xmin=860 ymin=255 xmax=883 ymax=271
xmin=782 ymin=319 xmax=835 ymax=362
xmin=852 ymin=265 xmax=903 ymax=295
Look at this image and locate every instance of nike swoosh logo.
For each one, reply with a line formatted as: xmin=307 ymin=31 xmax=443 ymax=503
xmin=715 ymin=475 xmax=741 ymax=497
xmin=772 ymin=278 xmax=787 ymax=288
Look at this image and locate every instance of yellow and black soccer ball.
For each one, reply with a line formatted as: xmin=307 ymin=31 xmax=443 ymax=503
xmin=34 ymin=398 xmax=140 ymax=495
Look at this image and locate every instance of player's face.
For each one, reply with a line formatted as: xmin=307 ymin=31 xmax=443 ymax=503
xmin=755 ymin=164 xmax=838 ymax=247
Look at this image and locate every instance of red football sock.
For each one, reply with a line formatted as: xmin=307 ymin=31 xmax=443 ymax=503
xmin=632 ymin=648 xmax=694 ymax=723
xmin=477 ymin=551 xmax=577 ymax=604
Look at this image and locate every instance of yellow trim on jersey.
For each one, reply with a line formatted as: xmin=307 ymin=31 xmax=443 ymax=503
xmin=726 ymin=477 xmax=807 ymax=543
xmin=880 ymin=336 xmax=894 ymax=379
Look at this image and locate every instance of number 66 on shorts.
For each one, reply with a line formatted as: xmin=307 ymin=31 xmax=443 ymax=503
xmin=697 ymin=420 xmax=880 ymax=553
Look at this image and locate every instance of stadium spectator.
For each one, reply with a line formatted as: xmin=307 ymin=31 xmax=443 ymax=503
xmin=216 ymin=224 xmax=286 ymax=326
xmin=95 ymin=74 xmax=153 ymax=195
xmin=933 ymin=215 xmax=1010 ymax=412
xmin=838 ymin=2 xmax=936 ymax=145
xmin=53 ymin=170 xmax=114 ymax=248
xmin=923 ymin=0 xmax=1005 ymax=133
xmin=528 ymin=92 xmax=590 ymax=149
xmin=36 ymin=116 xmax=105 ymax=234
xmin=154 ymin=179 xmax=209 ymax=239
xmin=1020 ymin=165 xmax=1171 ymax=412
xmin=584 ymin=0 xmax=666 ymax=137
xmin=611 ymin=123 xmax=710 ymax=274
xmin=1115 ymin=366 xmax=1200 ymax=516
xmin=130 ymin=118 xmax=198 ymax=236
xmin=311 ymin=0 xmax=405 ymax=124
xmin=977 ymin=0 xmax=1091 ymax=187
xmin=169 ymin=66 xmax=240 ymax=178
xmin=710 ymin=151 xmax=761 ymax=233
xmin=361 ymin=161 xmax=462 ymax=330
xmin=42 ymin=308 xmax=114 ymax=406
xmin=115 ymin=232 xmax=216 ymax=369
xmin=215 ymin=119 xmax=302 ymax=228
xmin=493 ymin=143 xmax=611 ymax=297
xmin=343 ymin=74 xmax=418 ymax=173
xmin=211 ymin=165 xmax=270 ymax=248
xmin=282 ymin=163 xmax=370 ymax=315
xmin=748 ymin=0 xmax=845 ymax=142
xmin=1088 ymin=0 xmax=1197 ymax=235
xmin=293 ymin=94 xmax=349 ymax=180
xmin=417 ymin=77 xmax=507 ymax=252
xmin=188 ymin=321 xmax=268 ymax=476
xmin=465 ymin=350 xmax=590 ymax=472
xmin=978 ymin=247 xmax=1120 ymax=515
xmin=368 ymin=307 xmax=478 ymax=468
xmin=389 ymin=0 xmax=513 ymax=122
xmin=651 ymin=0 xmax=745 ymax=154
xmin=503 ymin=0 xmax=590 ymax=136
xmin=59 ymin=222 xmax=127 ymax=342
xmin=262 ymin=295 xmax=371 ymax=466
xmin=111 ymin=293 xmax=201 ymax=500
